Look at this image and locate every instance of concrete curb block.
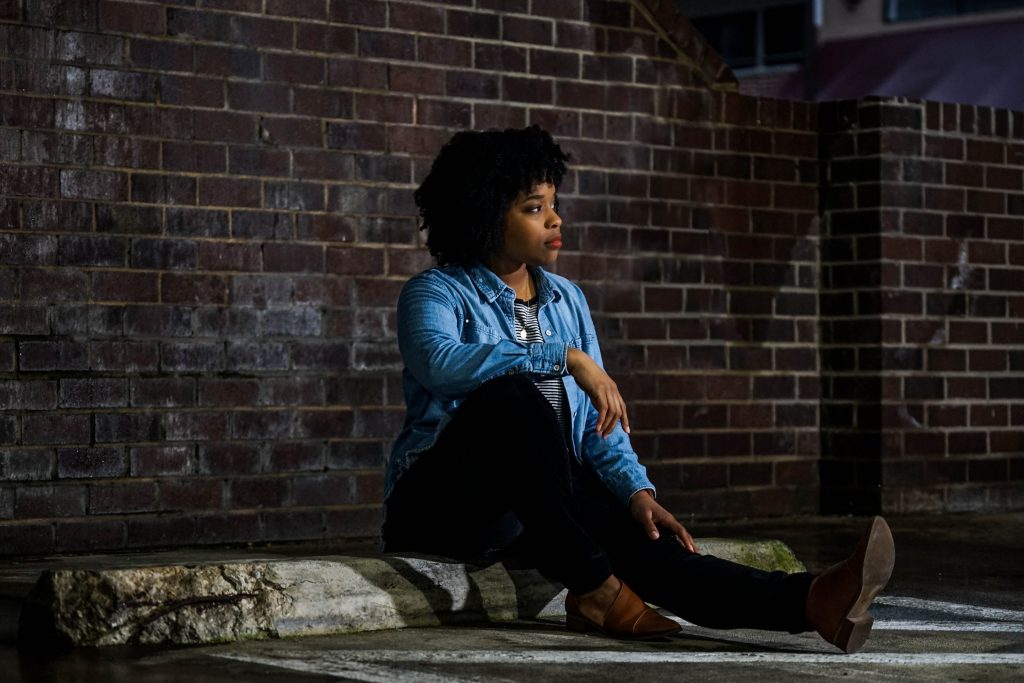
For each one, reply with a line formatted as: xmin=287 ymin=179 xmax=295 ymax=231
xmin=18 ymin=539 xmax=805 ymax=647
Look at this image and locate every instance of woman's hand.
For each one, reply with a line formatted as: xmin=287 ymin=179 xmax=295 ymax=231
xmin=567 ymin=348 xmax=630 ymax=438
xmin=629 ymin=489 xmax=698 ymax=553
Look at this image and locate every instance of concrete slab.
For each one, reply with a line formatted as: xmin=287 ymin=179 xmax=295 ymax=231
xmin=10 ymin=538 xmax=804 ymax=647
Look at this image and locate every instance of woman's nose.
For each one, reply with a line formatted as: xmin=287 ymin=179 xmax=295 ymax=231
xmin=547 ymin=208 xmax=561 ymax=228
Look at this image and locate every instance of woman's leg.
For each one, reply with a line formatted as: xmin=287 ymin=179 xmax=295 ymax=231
xmin=382 ymin=374 xmax=612 ymax=595
xmin=564 ymin=462 xmax=814 ymax=633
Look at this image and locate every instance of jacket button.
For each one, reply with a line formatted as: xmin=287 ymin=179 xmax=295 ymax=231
xmin=553 ymin=364 xmax=560 ymax=371
xmin=545 ymin=329 xmax=552 ymax=336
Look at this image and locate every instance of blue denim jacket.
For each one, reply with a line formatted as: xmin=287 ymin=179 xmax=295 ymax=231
xmin=386 ymin=262 xmax=655 ymax=506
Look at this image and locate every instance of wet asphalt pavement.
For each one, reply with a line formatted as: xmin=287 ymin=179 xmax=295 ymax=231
xmin=2 ymin=513 xmax=1021 ymax=682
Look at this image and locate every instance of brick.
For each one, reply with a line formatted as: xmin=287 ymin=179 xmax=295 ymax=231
xmin=160 ymin=342 xmax=226 ymax=372
xmin=54 ymin=519 xmax=126 ymax=552
xmin=447 ymin=9 xmax=498 ymax=39
xmin=261 ymin=117 xmax=319 ymax=150
xmin=58 ymin=378 xmax=127 ymax=408
xmin=20 ymin=130 xmax=90 ymax=164
xmin=194 ymin=45 xmax=260 ymax=78
xmin=1 ymin=449 xmax=54 ymax=481
xmin=196 ymin=178 xmax=261 ymax=209
xmin=262 ymin=509 xmax=324 ymax=541
xmin=0 ymin=378 xmax=58 ymax=411
xmin=91 ymin=271 xmax=158 ymax=302
xmin=264 ymin=181 xmax=324 ymax=211
xmin=0 ymin=305 xmax=49 ymax=335
xmin=232 ymin=409 xmax=294 ymax=439
xmin=355 ymin=93 xmax=413 ymax=123
xmin=198 ymin=378 xmax=259 ymax=406
xmin=294 ymin=87 xmax=354 ymax=118
xmin=89 ymin=68 xmax=156 ymax=101
xmin=227 ymin=341 xmax=289 ymax=371
xmin=193 ymin=511 xmax=260 ymax=544
xmin=327 ymin=56 xmax=387 ymax=89
xmin=60 ymin=170 xmax=127 ymax=201
xmin=291 ymin=474 xmax=355 ymax=506
xmin=229 ymin=477 xmax=288 ymax=508
xmin=168 ymin=9 xmax=292 ymax=48
xmin=161 ymin=272 xmax=229 ymax=304
xmin=0 ymin=166 xmax=58 ymax=197
xmin=97 ymin=204 xmax=163 ymax=234
xmin=326 ymin=122 xmax=386 ymax=151
xmin=329 ymin=0 xmax=386 ymax=26
xmin=416 ymin=35 xmax=472 ymax=66
xmin=56 ymin=30 xmax=125 ymax=64
xmin=358 ymin=29 xmax=414 ymax=60
xmin=194 ymin=111 xmax=255 ymax=143
xmin=295 ymin=23 xmax=356 ymax=53
xmin=16 ymin=485 xmax=86 ymax=520
xmin=0 ymin=234 xmax=57 ymax=266
xmin=0 ymin=25 xmax=55 ymax=60
xmin=57 ymin=447 xmax=126 ymax=479
xmin=293 ymin=150 xmax=354 ymax=180
xmin=131 ymin=445 xmax=194 ymax=476
xmin=199 ymin=443 xmax=261 ymax=475
xmin=229 ymin=146 xmax=290 ymax=176
xmin=19 ymin=341 xmax=88 ymax=371
xmin=89 ymin=481 xmax=157 ymax=516
xmin=132 ymin=174 xmax=196 ymax=205
xmin=93 ymin=411 xmax=159 ymax=443
xmin=262 ymin=243 xmax=324 ymax=273
xmin=231 ymin=274 xmax=295 ymax=305
xmin=164 ymin=142 xmax=225 ymax=173
xmin=158 ymin=479 xmax=224 ymax=512
xmin=502 ymin=15 xmax=552 ymax=45
xmin=270 ymin=442 xmax=324 ymax=472
xmin=132 ymin=377 xmax=194 ymax=407
xmin=20 ymin=268 xmax=89 ymax=303
xmin=198 ymin=241 xmax=262 ymax=271
xmin=21 ymin=414 xmax=90 ymax=445
xmin=164 ymin=411 xmax=228 ymax=442
xmin=131 ymin=238 xmax=197 ymax=270
xmin=128 ymin=515 xmax=201 ymax=547
xmin=265 ymin=53 xmax=326 ymax=86
xmin=131 ymin=38 xmax=193 ymax=71
xmin=0 ymin=523 xmax=54 ymax=553
xmin=161 ymin=75 xmax=224 ymax=108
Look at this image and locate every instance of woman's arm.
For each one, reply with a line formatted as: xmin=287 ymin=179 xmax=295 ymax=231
xmin=567 ymin=348 xmax=629 ymax=438
xmin=397 ymin=273 xmax=568 ymax=402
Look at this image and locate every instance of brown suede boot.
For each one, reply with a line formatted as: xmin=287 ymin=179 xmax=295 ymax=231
xmin=565 ymin=581 xmax=681 ymax=640
xmin=806 ymin=516 xmax=895 ymax=654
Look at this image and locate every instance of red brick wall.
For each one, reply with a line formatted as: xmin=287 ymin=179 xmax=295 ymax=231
xmin=820 ymin=98 xmax=1024 ymax=514
xmin=0 ymin=0 xmax=1019 ymax=557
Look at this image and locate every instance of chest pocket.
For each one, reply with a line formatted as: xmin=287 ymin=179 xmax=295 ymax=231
xmin=461 ymin=319 xmax=503 ymax=344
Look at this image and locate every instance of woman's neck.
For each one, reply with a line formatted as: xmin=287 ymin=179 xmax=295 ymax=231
xmin=490 ymin=262 xmax=535 ymax=300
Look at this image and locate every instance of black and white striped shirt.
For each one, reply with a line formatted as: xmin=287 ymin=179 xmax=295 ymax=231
xmin=513 ymin=297 xmax=571 ymax=437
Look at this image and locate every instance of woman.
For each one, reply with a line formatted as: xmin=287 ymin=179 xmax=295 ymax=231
xmin=382 ymin=125 xmax=894 ymax=653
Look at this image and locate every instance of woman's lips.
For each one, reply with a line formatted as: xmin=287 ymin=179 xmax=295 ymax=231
xmin=546 ymin=239 xmax=563 ymax=249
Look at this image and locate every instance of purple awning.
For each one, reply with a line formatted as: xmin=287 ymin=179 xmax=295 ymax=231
xmin=777 ymin=18 xmax=1024 ymax=111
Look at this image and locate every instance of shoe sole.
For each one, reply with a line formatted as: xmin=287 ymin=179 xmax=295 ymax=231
xmin=831 ymin=516 xmax=895 ymax=654
xmin=566 ymin=613 xmax=681 ymax=640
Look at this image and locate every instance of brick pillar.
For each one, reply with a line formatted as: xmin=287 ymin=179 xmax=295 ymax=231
xmin=820 ymin=97 xmax=1024 ymax=514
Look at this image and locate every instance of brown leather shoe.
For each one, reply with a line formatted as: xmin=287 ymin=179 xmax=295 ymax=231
xmin=565 ymin=581 xmax=681 ymax=640
xmin=806 ymin=516 xmax=895 ymax=654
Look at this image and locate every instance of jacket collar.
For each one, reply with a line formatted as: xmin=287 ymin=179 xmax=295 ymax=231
xmin=466 ymin=262 xmax=560 ymax=306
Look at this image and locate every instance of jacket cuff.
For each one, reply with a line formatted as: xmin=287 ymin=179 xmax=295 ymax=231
xmin=527 ymin=341 xmax=568 ymax=376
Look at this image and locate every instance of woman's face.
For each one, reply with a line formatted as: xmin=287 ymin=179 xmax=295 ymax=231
xmin=493 ymin=182 xmax=562 ymax=270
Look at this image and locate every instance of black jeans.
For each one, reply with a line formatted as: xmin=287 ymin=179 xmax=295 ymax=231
xmin=383 ymin=375 xmax=814 ymax=632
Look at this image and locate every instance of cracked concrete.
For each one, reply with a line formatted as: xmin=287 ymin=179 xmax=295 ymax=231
xmin=12 ymin=538 xmax=804 ymax=647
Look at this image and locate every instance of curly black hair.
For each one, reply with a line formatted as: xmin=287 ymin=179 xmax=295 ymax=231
xmin=414 ymin=125 xmax=569 ymax=268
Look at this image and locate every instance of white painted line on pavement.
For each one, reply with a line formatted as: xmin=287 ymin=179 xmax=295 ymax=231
xmin=217 ymin=649 xmax=1024 ymax=668
xmin=875 ymin=596 xmax=1024 ymax=622
xmin=214 ymin=653 xmax=484 ymax=683
xmin=874 ymin=620 xmax=1024 ymax=633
